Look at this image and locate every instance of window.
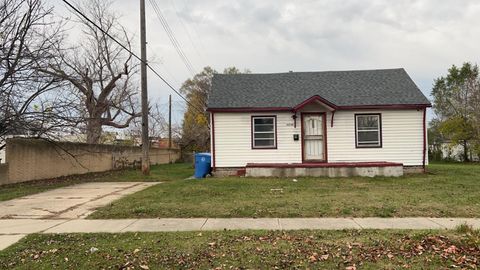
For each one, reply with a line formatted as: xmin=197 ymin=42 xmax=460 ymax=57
xmin=355 ymin=114 xmax=382 ymax=148
xmin=252 ymin=116 xmax=276 ymax=149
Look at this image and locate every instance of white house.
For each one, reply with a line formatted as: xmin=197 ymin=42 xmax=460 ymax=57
xmin=207 ymin=69 xmax=431 ymax=177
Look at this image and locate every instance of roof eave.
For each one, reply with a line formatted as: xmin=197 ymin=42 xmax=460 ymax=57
xmin=206 ymin=107 xmax=293 ymax=113
xmin=338 ymin=103 xmax=432 ymax=110
xmin=207 ymin=103 xmax=431 ymax=112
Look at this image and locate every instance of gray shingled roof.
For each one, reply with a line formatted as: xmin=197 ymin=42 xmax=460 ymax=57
xmin=208 ymin=68 xmax=430 ymax=109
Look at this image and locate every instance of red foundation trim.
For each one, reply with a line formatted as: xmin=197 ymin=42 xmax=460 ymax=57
xmin=246 ymin=161 xmax=403 ymax=168
xmin=236 ymin=168 xmax=246 ymax=176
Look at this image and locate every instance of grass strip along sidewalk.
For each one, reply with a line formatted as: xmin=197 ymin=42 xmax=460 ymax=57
xmin=0 ymin=228 xmax=479 ymax=269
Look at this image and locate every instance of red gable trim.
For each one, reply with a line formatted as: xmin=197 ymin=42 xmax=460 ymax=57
xmin=293 ymin=95 xmax=338 ymax=111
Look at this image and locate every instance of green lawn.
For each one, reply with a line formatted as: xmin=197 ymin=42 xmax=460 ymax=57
xmin=1 ymin=228 xmax=479 ymax=269
xmin=0 ymin=163 xmax=192 ymax=202
xmin=89 ymin=163 xmax=480 ymax=219
xmin=3 ymin=162 xmax=480 ymax=218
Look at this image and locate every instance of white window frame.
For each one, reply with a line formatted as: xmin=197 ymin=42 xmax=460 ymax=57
xmin=252 ymin=116 xmax=277 ymax=149
xmin=355 ymin=114 xmax=382 ymax=148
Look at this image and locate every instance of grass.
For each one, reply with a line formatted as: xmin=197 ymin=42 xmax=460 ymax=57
xmin=89 ymin=162 xmax=480 ymax=218
xmin=0 ymin=163 xmax=192 ymax=202
xmin=2 ymin=162 xmax=480 ymax=218
xmin=0 ymin=229 xmax=479 ymax=269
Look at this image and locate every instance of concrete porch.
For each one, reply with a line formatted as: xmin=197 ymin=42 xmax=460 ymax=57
xmin=245 ymin=162 xmax=404 ymax=177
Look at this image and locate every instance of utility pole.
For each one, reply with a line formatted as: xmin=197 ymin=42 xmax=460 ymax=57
xmin=168 ymin=94 xmax=172 ymax=149
xmin=140 ymin=0 xmax=150 ymax=175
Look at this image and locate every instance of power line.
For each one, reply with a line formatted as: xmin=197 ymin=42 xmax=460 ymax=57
xmin=148 ymin=0 xmax=197 ymax=76
xmin=60 ymin=0 xmax=205 ymax=115
xmin=169 ymin=0 xmax=207 ymax=65
xmin=178 ymin=0 xmax=210 ymax=60
xmin=146 ymin=43 xmax=181 ymax=87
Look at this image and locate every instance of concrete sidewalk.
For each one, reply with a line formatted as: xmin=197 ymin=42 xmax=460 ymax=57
xmin=1 ymin=217 xmax=479 ymax=250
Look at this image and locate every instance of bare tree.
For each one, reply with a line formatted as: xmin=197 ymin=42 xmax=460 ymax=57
xmin=0 ymin=0 xmax=74 ymax=150
xmin=126 ymin=102 xmax=168 ymax=142
xmin=41 ymin=0 xmax=140 ymax=144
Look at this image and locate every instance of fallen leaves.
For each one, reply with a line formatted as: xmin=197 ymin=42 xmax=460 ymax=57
xmin=444 ymin=245 xmax=458 ymax=254
xmin=3 ymin=231 xmax=480 ymax=269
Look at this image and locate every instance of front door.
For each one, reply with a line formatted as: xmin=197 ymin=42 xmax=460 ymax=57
xmin=302 ymin=114 xmax=325 ymax=161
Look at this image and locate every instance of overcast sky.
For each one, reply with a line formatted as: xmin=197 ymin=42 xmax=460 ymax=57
xmin=48 ymin=0 xmax=480 ymax=122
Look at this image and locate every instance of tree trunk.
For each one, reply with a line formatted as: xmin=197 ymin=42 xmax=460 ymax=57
xmin=86 ymin=118 xmax=102 ymax=144
xmin=463 ymin=140 xmax=469 ymax=162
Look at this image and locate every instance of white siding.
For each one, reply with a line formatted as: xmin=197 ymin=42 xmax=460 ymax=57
xmin=328 ymin=110 xmax=425 ymax=166
xmin=213 ymin=112 xmax=301 ymax=167
xmin=212 ymin=109 xmax=426 ymax=167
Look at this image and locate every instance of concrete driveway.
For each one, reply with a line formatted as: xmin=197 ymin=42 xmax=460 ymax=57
xmin=0 ymin=182 xmax=159 ymax=219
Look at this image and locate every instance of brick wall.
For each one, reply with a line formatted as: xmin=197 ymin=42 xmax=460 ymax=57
xmin=1 ymin=138 xmax=180 ymax=185
xmin=0 ymin=164 xmax=7 ymax=183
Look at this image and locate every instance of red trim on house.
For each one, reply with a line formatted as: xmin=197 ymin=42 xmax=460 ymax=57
xmin=207 ymin=107 xmax=292 ymax=112
xmin=301 ymin=113 xmax=305 ymax=163
xmin=422 ymin=107 xmax=427 ymax=172
xmin=293 ymin=95 xmax=338 ymax=111
xmin=324 ymin=113 xmax=328 ymax=162
xmin=246 ymin=161 xmax=403 ymax=168
xmin=338 ymin=104 xmax=431 ymax=110
xmin=211 ymin=112 xmax=216 ymax=171
xmin=251 ymin=115 xmax=278 ymax=150
xmin=207 ymin=103 xmax=431 ymax=113
xmin=354 ymin=113 xmax=383 ymax=148
xmin=301 ymin=112 xmax=328 ymax=163
xmin=330 ymin=111 xmax=335 ymax=127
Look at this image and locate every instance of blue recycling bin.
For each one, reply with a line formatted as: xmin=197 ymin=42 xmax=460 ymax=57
xmin=194 ymin=153 xmax=212 ymax=179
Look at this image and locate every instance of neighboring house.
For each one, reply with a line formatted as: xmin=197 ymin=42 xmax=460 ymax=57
xmin=152 ymin=138 xmax=179 ymax=149
xmin=207 ymin=69 xmax=431 ymax=177
xmin=431 ymin=141 xmax=479 ymax=162
xmin=0 ymin=134 xmax=29 ymax=163
xmin=0 ymin=148 xmax=4 ymax=164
